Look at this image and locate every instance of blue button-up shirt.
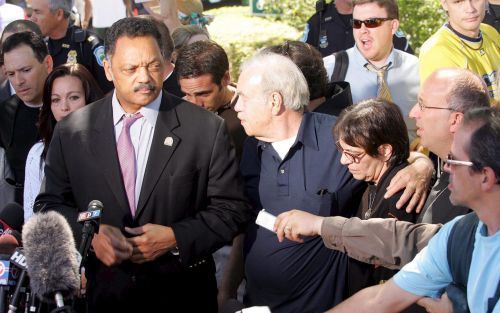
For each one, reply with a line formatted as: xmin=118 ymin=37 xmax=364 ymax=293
xmin=241 ymin=112 xmax=364 ymax=313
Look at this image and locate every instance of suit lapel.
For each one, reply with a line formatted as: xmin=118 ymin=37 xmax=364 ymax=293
xmin=89 ymin=96 xmax=130 ymax=215
xmin=4 ymin=96 xmax=21 ymax=147
xmin=136 ymin=93 xmax=180 ymax=217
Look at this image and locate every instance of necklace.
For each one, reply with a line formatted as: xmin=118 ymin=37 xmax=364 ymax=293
xmin=460 ymin=38 xmax=485 ymax=56
xmin=364 ymin=188 xmax=376 ymax=219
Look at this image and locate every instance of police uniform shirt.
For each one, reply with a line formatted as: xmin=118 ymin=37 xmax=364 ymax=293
xmin=47 ymin=25 xmax=113 ymax=93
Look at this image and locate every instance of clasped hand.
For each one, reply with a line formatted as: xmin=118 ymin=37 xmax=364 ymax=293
xmin=91 ymin=224 xmax=176 ymax=266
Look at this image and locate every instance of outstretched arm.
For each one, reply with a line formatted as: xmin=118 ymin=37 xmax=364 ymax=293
xmin=324 ymin=279 xmax=421 ymax=313
xmin=275 ymin=210 xmax=441 ymax=269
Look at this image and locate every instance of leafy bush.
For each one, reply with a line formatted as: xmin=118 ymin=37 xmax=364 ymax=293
xmin=261 ymin=0 xmax=316 ymax=30
xmin=398 ymin=0 xmax=446 ymax=52
xmin=207 ymin=6 xmax=302 ymax=80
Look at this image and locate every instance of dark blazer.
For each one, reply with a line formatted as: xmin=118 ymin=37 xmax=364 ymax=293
xmin=0 ymin=95 xmax=39 ymax=204
xmin=35 ymin=91 xmax=253 ymax=312
xmin=0 ymin=78 xmax=12 ymax=105
xmin=0 ymin=95 xmax=19 ymax=150
xmin=163 ymin=68 xmax=184 ymax=98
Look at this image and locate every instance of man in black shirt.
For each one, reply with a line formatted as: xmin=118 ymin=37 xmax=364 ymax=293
xmin=30 ymin=0 xmax=113 ymax=93
xmin=303 ymin=0 xmax=413 ymax=56
xmin=0 ymin=32 xmax=52 ymax=204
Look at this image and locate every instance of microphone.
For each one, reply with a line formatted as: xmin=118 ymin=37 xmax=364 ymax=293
xmin=0 ymin=253 xmax=18 ymax=313
xmin=22 ymin=211 xmax=80 ymax=310
xmin=77 ymin=200 xmax=103 ymax=268
xmin=0 ymin=204 xmax=23 ymax=313
xmin=7 ymin=248 xmax=28 ymax=313
xmin=0 ymin=203 xmax=23 ymax=234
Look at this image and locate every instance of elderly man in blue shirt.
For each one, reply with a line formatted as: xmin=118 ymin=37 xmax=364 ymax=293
xmin=225 ymin=51 xmax=433 ymax=313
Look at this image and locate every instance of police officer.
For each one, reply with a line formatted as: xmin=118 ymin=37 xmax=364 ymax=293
xmin=30 ymin=0 xmax=113 ymax=93
xmin=303 ymin=0 xmax=413 ymax=56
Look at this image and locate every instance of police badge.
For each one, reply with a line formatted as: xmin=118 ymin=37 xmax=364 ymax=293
xmin=67 ymin=50 xmax=78 ymax=64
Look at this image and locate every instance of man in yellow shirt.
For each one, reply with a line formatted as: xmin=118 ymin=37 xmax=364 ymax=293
xmin=419 ymin=0 xmax=499 ymax=100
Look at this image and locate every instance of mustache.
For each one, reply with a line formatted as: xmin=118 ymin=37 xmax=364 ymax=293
xmin=133 ymin=83 xmax=156 ymax=92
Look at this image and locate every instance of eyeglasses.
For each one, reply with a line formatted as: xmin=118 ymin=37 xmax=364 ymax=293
xmin=417 ymin=100 xmax=455 ymax=112
xmin=336 ymin=141 xmax=366 ymax=163
xmin=352 ymin=18 xmax=393 ymax=29
xmin=445 ymin=153 xmax=474 ymax=167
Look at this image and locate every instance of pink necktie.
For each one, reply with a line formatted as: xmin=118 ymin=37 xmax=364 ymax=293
xmin=117 ymin=113 xmax=142 ymax=216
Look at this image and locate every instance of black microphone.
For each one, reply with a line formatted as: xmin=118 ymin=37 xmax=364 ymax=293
xmin=0 ymin=203 xmax=23 ymax=235
xmin=22 ymin=211 xmax=80 ymax=310
xmin=0 ymin=204 xmax=23 ymax=313
xmin=0 ymin=253 xmax=19 ymax=313
xmin=7 ymin=248 xmax=28 ymax=313
xmin=77 ymin=200 xmax=103 ymax=268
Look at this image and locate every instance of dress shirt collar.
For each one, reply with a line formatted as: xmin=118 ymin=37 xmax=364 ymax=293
xmin=9 ymin=82 xmax=15 ymax=96
xmin=352 ymin=44 xmax=397 ymax=70
xmin=112 ymin=90 xmax=162 ymax=128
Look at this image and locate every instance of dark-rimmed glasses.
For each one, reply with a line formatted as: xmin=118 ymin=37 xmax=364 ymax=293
xmin=336 ymin=141 xmax=366 ymax=163
xmin=352 ymin=18 xmax=393 ymax=29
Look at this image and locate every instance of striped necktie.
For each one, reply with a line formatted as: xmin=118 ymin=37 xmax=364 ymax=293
xmin=117 ymin=112 xmax=143 ymax=217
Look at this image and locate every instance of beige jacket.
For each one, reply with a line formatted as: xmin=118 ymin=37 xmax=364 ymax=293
xmin=321 ymin=216 xmax=442 ymax=270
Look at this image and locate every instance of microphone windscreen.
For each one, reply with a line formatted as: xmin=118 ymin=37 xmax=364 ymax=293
xmin=0 ymin=232 xmax=20 ymax=255
xmin=0 ymin=203 xmax=24 ymax=233
xmin=88 ymin=200 xmax=103 ymax=211
xmin=22 ymin=211 xmax=80 ymax=302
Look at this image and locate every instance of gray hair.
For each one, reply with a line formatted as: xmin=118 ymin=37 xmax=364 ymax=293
xmin=240 ymin=52 xmax=309 ymax=111
xmin=48 ymin=0 xmax=74 ymax=18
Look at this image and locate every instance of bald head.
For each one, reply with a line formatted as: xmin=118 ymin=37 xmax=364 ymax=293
xmin=425 ymin=68 xmax=490 ymax=113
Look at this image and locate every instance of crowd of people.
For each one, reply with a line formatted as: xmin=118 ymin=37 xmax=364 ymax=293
xmin=0 ymin=0 xmax=498 ymax=312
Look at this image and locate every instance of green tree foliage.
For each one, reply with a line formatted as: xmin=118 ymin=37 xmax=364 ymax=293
xmin=207 ymin=6 xmax=302 ymax=79
xmin=261 ymin=0 xmax=446 ymax=52
xmin=261 ymin=0 xmax=317 ymax=30
xmin=398 ymin=0 xmax=446 ymax=52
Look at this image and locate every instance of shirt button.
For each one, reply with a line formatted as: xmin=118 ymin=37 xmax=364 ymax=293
xmin=280 ymin=169 xmax=285 ymax=174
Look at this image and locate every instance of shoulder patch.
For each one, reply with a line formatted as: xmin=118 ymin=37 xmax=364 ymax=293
xmin=395 ymin=29 xmax=406 ymax=38
xmin=93 ymin=46 xmax=105 ymax=67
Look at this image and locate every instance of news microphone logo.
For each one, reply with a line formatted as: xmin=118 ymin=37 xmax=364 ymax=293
xmin=77 ymin=210 xmax=101 ymax=222
xmin=0 ymin=260 xmax=18 ymax=286
xmin=9 ymin=249 xmax=27 ymax=270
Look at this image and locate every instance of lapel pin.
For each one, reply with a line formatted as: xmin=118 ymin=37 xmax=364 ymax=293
xmin=164 ymin=137 xmax=174 ymax=146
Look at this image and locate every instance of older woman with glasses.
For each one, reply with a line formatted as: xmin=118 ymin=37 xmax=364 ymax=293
xmin=275 ymin=98 xmax=420 ymax=297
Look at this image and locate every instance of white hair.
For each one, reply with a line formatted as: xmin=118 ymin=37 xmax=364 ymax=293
xmin=240 ymin=51 xmax=309 ymax=111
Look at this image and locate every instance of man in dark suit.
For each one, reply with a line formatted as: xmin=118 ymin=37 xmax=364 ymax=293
xmin=35 ymin=17 xmax=253 ymax=313
xmin=0 ymin=32 xmax=53 ymax=204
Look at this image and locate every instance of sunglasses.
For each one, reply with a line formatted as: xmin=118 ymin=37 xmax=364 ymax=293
xmin=352 ymin=18 xmax=393 ymax=29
